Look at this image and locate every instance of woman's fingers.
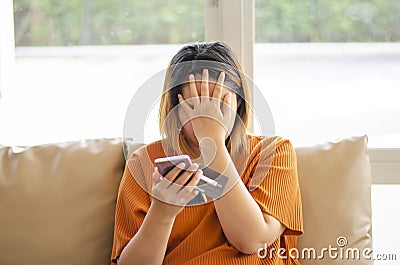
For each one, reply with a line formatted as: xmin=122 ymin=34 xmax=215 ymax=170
xmin=200 ymin=69 xmax=209 ymax=98
xmin=174 ymin=164 xmax=198 ymax=186
xmin=178 ymin=94 xmax=193 ymax=113
xmin=152 ymin=164 xmax=204 ymax=206
xmin=212 ymin=71 xmax=225 ymax=100
xmin=186 ymin=168 xmax=202 ymax=187
xmin=222 ymin=92 xmax=233 ymax=116
xmin=177 ymin=168 xmax=202 ymax=200
xmin=188 ymin=74 xmax=200 ymax=103
xmin=163 ymin=162 xmax=185 ymax=183
xmin=180 ymin=188 xmax=200 ymax=204
xmin=161 ymin=162 xmax=200 ymax=187
xmin=152 ymin=170 xmax=163 ymax=185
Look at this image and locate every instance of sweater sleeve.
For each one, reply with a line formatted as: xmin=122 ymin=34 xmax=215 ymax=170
xmin=110 ymin=157 xmax=151 ymax=264
xmin=248 ymin=137 xmax=303 ymax=236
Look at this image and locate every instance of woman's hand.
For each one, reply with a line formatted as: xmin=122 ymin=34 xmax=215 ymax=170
xmin=119 ymin=163 xmax=202 ymax=265
xmin=178 ymin=69 xmax=235 ymax=145
xmin=151 ymin=163 xmax=202 ymax=219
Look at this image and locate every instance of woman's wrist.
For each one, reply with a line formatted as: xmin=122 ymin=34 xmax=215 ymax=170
xmin=149 ymin=198 xmax=180 ymax=224
xmin=199 ymin=137 xmax=227 ymax=163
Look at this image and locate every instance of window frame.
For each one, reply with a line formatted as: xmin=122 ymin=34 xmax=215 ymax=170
xmin=204 ymin=0 xmax=254 ymax=79
xmin=369 ymin=149 xmax=400 ymax=185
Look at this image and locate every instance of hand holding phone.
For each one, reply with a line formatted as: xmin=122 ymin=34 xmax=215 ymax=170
xmin=154 ymin=155 xmax=228 ymax=200
xmin=151 ymin=155 xmax=201 ymax=208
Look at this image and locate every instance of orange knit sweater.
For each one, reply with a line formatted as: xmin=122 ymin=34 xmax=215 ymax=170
xmin=111 ymin=135 xmax=303 ymax=264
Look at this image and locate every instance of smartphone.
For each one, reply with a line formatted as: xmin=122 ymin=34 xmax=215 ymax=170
xmin=154 ymin=154 xmax=191 ymax=176
xmin=154 ymin=155 xmax=228 ymax=199
xmin=155 ymin=155 xmax=219 ymax=187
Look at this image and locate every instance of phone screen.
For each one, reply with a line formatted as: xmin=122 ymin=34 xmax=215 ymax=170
xmin=155 ymin=155 xmax=191 ymax=176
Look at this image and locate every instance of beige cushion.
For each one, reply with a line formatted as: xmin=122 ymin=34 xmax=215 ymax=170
xmin=0 ymin=139 xmax=124 ymax=265
xmin=296 ymin=135 xmax=373 ymax=264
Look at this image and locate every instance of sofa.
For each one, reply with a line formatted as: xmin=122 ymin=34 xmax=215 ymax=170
xmin=0 ymin=136 xmax=373 ymax=265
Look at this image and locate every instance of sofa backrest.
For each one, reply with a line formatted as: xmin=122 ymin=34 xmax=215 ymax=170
xmin=0 ymin=139 xmax=125 ymax=265
xmin=0 ymin=136 xmax=373 ymax=265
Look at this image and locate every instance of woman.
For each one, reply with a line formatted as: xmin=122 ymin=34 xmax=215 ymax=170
xmin=111 ymin=41 xmax=303 ymax=264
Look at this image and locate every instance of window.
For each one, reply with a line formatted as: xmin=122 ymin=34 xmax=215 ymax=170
xmin=254 ymin=0 xmax=400 ymax=148
xmin=1 ymin=0 xmax=204 ymax=146
xmin=13 ymin=1 xmax=204 ymax=46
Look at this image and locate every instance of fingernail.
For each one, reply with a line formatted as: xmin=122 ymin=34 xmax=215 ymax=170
xmin=189 ymin=74 xmax=194 ymax=80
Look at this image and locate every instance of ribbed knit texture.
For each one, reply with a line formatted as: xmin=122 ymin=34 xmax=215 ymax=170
xmin=111 ymin=135 xmax=303 ymax=264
